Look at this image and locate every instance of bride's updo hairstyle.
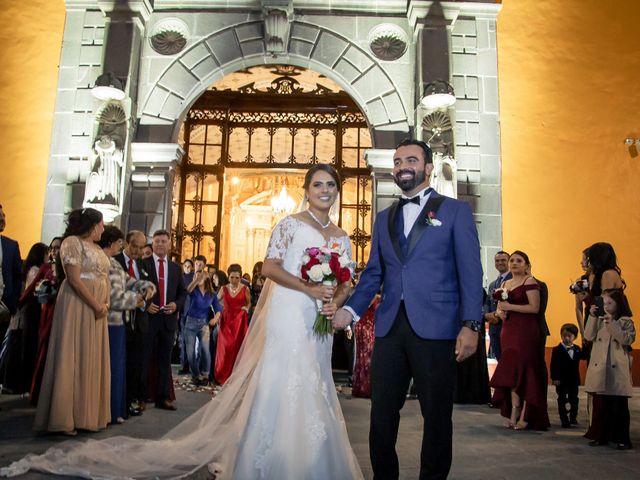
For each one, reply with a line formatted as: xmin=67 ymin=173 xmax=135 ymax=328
xmin=63 ymin=208 xmax=103 ymax=238
xmin=303 ymin=164 xmax=341 ymax=192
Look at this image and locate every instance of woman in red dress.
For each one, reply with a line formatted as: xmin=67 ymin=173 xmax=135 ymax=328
xmin=214 ymin=264 xmax=251 ymax=384
xmin=351 ymin=294 xmax=379 ymax=398
xmin=490 ymin=250 xmax=550 ymax=430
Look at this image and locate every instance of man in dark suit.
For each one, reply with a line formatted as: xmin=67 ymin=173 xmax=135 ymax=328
xmin=0 ymin=204 xmax=22 ymax=340
xmin=483 ymin=251 xmax=512 ymax=360
xmin=114 ymin=230 xmax=149 ymax=416
xmin=141 ymin=229 xmax=186 ymax=410
xmin=334 ymin=139 xmax=483 ymax=480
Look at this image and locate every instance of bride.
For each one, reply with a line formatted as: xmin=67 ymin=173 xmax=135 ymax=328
xmin=1 ymin=164 xmax=363 ymax=480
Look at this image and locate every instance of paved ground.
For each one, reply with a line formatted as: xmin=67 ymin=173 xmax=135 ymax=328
xmin=1 ymin=373 xmax=639 ymax=479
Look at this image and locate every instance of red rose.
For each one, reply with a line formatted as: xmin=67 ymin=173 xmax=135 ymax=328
xmin=338 ymin=267 xmax=351 ymax=283
xmin=329 ymin=253 xmax=341 ymax=276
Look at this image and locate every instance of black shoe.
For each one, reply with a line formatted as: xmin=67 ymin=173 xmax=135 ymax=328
xmin=616 ymin=443 xmax=632 ymax=450
xmin=178 ymin=368 xmax=190 ymax=375
xmin=561 ymin=422 xmax=571 ymax=428
xmin=570 ymin=418 xmax=578 ymax=425
xmin=128 ymin=405 xmax=142 ymax=417
xmin=589 ymin=440 xmax=606 ymax=447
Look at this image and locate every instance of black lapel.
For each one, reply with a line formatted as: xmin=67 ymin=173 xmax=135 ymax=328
xmin=142 ymin=257 xmax=157 ymax=284
xmin=387 ymin=201 xmax=405 ymax=261
xmin=407 ymin=193 xmax=447 ymax=256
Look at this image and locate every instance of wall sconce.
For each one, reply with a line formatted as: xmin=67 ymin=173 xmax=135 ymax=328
xmin=91 ymin=72 xmax=125 ymax=101
xmin=421 ymin=79 xmax=456 ymax=110
xmin=624 ymin=138 xmax=640 ymax=146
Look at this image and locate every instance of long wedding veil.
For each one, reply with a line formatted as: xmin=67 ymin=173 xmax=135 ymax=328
xmin=1 ymin=280 xmax=276 ymax=479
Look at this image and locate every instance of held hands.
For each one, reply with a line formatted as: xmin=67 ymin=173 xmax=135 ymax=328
xmin=332 ymin=308 xmax=353 ymax=330
xmin=147 ymin=302 xmax=177 ymax=314
xmin=455 ymin=326 xmax=478 ymax=362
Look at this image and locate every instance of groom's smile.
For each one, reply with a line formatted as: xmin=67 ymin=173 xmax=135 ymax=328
xmin=392 ymin=144 xmax=434 ymax=196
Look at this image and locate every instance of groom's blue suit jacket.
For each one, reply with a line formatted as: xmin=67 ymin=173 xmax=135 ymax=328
xmin=347 ymin=191 xmax=483 ymax=340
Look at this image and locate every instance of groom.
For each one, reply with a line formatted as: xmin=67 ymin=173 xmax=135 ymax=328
xmin=333 ymin=139 xmax=483 ymax=479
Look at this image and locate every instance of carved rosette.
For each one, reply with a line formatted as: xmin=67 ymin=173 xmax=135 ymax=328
xmin=368 ymin=24 xmax=408 ymax=61
xmin=150 ymin=18 xmax=189 ymax=55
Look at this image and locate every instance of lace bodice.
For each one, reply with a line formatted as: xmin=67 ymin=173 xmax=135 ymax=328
xmin=266 ymin=215 xmax=352 ymax=278
xmin=60 ymin=236 xmax=110 ymax=278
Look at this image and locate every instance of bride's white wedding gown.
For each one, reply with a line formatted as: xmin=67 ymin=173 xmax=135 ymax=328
xmin=1 ymin=216 xmax=363 ymax=480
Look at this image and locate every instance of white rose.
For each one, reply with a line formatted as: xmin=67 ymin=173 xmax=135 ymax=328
xmin=302 ymin=254 xmax=310 ymax=264
xmin=431 ymin=219 xmax=442 ymax=226
xmin=321 ymin=263 xmax=333 ymax=276
xmin=338 ymin=255 xmax=350 ymax=268
xmin=308 ymin=264 xmax=324 ymax=282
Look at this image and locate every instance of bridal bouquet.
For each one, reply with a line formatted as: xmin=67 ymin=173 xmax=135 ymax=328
xmin=301 ymin=243 xmax=355 ymax=338
xmin=34 ymin=279 xmax=57 ymax=304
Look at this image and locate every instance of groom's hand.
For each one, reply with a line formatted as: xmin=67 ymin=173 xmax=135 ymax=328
xmin=332 ymin=308 xmax=353 ymax=330
xmin=455 ymin=327 xmax=478 ymax=362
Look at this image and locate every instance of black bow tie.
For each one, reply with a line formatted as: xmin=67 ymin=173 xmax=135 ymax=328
xmin=398 ymin=196 xmax=421 ymax=208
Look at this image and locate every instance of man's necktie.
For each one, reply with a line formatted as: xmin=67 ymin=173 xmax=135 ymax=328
xmin=398 ymin=196 xmax=421 ymax=208
xmin=158 ymin=258 xmax=165 ymax=307
xmin=128 ymin=259 xmax=136 ymax=278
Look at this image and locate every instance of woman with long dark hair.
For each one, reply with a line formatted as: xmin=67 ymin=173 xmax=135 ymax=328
xmin=490 ymin=250 xmax=550 ymax=430
xmin=0 ymin=243 xmax=48 ymax=394
xmin=29 ymin=237 xmax=63 ymax=404
xmin=34 ymin=208 xmax=111 ymax=435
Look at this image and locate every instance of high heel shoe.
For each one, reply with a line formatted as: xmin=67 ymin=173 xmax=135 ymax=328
xmin=508 ymin=404 xmax=522 ymax=429
xmin=514 ymin=419 xmax=528 ymax=430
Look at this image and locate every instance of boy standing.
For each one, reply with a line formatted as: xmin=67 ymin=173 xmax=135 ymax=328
xmin=550 ymin=323 xmax=583 ymax=427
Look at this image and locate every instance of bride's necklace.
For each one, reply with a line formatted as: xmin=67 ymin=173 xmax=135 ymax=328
xmin=307 ymin=209 xmax=331 ymax=229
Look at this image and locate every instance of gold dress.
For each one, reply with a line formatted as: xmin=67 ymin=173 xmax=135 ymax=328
xmin=34 ymin=236 xmax=111 ymax=433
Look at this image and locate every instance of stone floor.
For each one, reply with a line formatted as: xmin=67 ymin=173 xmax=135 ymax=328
xmin=1 ymin=375 xmax=639 ymax=479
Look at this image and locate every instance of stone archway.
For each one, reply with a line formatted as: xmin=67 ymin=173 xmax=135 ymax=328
xmin=137 ymin=19 xmax=411 ymax=142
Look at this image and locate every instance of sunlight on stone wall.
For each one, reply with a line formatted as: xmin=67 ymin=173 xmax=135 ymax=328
xmin=0 ymin=0 xmax=65 ymax=247
xmin=498 ymin=0 xmax=640 ymax=344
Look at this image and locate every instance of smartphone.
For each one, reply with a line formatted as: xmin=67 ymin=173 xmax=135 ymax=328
xmin=594 ymin=296 xmax=605 ymax=317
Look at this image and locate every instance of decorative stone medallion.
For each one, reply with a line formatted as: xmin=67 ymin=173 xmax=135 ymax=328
xmin=368 ymin=23 xmax=408 ymax=61
xmin=150 ymin=18 xmax=189 ymax=55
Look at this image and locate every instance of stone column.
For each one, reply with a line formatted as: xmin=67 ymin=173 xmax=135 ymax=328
xmin=126 ymin=143 xmax=184 ymax=236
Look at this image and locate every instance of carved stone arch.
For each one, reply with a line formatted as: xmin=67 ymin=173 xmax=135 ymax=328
xmin=138 ymin=19 xmax=410 ymax=143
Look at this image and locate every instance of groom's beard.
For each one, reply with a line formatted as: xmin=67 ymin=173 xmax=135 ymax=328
xmin=393 ymin=169 xmax=426 ymax=192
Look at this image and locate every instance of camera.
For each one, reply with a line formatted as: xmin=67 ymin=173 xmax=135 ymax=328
xmin=594 ymin=296 xmax=605 ymax=317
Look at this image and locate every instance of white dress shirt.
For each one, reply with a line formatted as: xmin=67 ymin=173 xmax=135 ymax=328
xmin=400 ymin=187 xmax=433 ymax=237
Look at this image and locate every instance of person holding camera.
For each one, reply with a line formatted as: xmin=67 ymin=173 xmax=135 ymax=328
xmin=185 ymin=255 xmax=221 ymax=386
xmin=584 ymin=289 xmax=635 ymax=449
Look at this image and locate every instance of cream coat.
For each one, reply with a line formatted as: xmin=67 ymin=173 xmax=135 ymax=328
xmin=584 ymin=314 xmax=635 ymax=397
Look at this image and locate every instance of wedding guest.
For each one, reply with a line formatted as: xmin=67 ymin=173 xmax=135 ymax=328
xmin=0 ymin=243 xmax=47 ymax=394
xmin=212 ymin=270 xmax=228 ymax=293
xmin=30 ymin=237 xmax=62 ymax=404
xmin=351 ymin=293 xmax=379 ymax=398
xmin=550 ymin=323 xmax=583 ymax=427
xmin=483 ymin=251 xmax=511 ymax=360
xmin=490 ymin=250 xmax=550 ymax=430
xmin=100 ymin=226 xmax=155 ymax=424
xmin=455 ymin=288 xmax=491 ymax=404
xmin=214 ymin=264 xmax=250 ymax=385
xmin=208 ymin=269 xmax=227 ymax=383
xmin=0 ymin=204 xmax=22 ymax=341
xmin=113 ymin=230 xmax=150 ymax=416
xmin=34 ymin=208 xmax=111 ymax=435
xmin=571 ymin=249 xmax=592 ymax=346
xmin=241 ymin=272 xmax=251 ymax=287
xmin=178 ymin=259 xmax=195 ymax=375
xmin=582 ymin=243 xmax=625 ymax=361
xmin=142 ymin=243 xmax=153 ymax=259
xmin=141 ymin=229 xmax=186 ymax=411
xmin=185 ymin=255 xmax=222 ymax=386
xmin=584 ymin=289 xmax=635 ymax=449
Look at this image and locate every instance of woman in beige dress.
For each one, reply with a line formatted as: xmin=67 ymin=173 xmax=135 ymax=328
xmin=34 ymin=208 xmax=111 ymax=435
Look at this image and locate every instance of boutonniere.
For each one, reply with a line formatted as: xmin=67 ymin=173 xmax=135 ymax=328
xmin=425 ymin=211 xmax=442 ymax=227
xmin=140 ymin=268 xmax=149 ymax=278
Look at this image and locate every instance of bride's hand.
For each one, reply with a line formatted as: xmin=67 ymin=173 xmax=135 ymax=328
xmin=306 ymin=283 xmax=335 ymax=301
xmin=321 ymin=301 xmax=338 ymax=318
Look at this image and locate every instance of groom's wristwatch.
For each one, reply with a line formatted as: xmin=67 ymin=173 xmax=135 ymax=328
xmin=461 ymin=320 xmax=481 ymax=332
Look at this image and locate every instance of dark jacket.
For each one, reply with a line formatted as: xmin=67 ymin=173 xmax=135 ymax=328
xmin=550 ymin=343 xmax=582 ymax=386
xmin=1 ymin=235 xmax=22 ymax=314
xmin=141 ymin=255 xmax=186 ymax=331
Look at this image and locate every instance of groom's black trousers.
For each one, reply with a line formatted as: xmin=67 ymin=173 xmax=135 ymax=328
xmin=370 ymin=302 xmax=456 ymax=480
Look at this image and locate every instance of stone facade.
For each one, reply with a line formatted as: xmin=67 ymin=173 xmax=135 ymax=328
xmin=45 ymin=0 xmax=502 ymax=283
